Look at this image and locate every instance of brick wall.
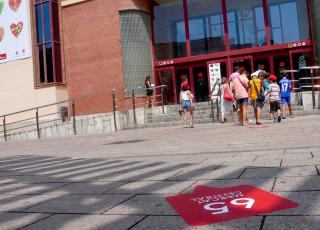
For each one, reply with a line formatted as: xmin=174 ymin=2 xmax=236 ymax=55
xmin=62 ymin=0 xmax=151 ymax=115
xmin=311 ymin=0 xmax=320 ymax=64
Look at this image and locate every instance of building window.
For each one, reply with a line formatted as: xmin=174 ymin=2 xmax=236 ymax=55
xmin=153 ymin=0 xmax=187 ymax=60
xmin=120 ymin=10 xmax=153 ymax=96
xmin=227 ymin=0 xmax=266 ymax=49
xmin=267 ymin=0 xmax=309 ymax=44
xmin=34 ymin=0 xmax=63 ymax=86
xmin=187 ymin=0 xmax=225 ymax=55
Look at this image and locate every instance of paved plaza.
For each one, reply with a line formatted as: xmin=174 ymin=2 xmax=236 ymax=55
xmin=0 ymin=115 xmax=320 ymax=229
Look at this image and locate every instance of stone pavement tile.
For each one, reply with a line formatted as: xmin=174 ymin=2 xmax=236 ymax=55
xmin=241 ymin=166 xmax=318 ymax=179
xmin=0 ymin=175 xmax=69 ymax=184
xmin=107 ymin=180 xmax=196 ymax=195
xmin=205 ymin=157 xmax=257 ymax=164
xmin=285 ymin=148 xmax=320 ymax=154
xmin=23 ymin=214 xmax=144 ymax=230
xmin=0 ymin=183 xmax=68 ymax=195
xmin=267 ymin=191 xmax=320 ymax=215
xmin=274 ymin=176 xmax=320 ymax=192
xmin=167 ymin=166 xmax=246 ymax=180
xmin=235 ymin=150 xmax=284 ymax=157
xmin=25 ymin=194 xmax=133 ymax=214
xmin=255 ymin=153 xmax=313 ymax=161
xmin=263 ymin=216 xmax=320 ymax=230
xmin=98 ymin=169 xmax=181 ymax=182
xmin=281 ymin=158 xmax=320 ymax=167
xmin=223 ymin=159 xmax=281 ymax=167
xmin=106 ymin=195 xmax=177 ymax=215
xmin=188 ymin=178 xmax=275 ymax=192
xmin=46 ymin=181 xmax=125 ymax=195
xmin=0 ymin=212 xmax=50 ymax=230
xmin=130 ymin=216 xmax=263 ymax=230
xmin=0 ymin=194 xmax=59 ymax=211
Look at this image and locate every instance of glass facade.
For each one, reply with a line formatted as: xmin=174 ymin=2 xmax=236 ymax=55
xmin=152 ymin=0 xmax=310 ymax=61
xmin=187 ymin=0 xmax=225 ymax=55
xmin=227 ymin=0 xmax=266 ymax=49
xmin=268 ymin=0 xmax=310 ymax=44
xmin=153 ymin=0 xmax=187 ymax=60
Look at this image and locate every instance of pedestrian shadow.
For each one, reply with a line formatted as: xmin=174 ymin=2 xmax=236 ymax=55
xmin=0 ymin=148 xmax=319 ymax=230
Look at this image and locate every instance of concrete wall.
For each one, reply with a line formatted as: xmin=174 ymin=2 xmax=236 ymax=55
xmin=0 ymin=0 xmax=68 ymax=120
xmin=311 ymin=0 xmax=320 ymax=64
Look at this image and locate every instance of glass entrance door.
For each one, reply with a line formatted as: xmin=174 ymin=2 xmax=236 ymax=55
xmin=156 ymin=68 xmax=177 ymax=104
xmin=175 ymin=68 xmax=190 ymax=103
xmin=193 ymin=66 xmax=209 ymax=102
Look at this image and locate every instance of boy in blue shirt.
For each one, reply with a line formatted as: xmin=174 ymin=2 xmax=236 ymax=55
xmin=279 ymin=72 xmax=293 ymax=118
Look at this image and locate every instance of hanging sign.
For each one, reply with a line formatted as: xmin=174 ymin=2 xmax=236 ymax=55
xmin=208 ymin=63 xmax=221 ymax=99
xmin=0 ymin=0 xmax=31 ymax=64
xmin=166 ymin=185 xmax=299 ymax=226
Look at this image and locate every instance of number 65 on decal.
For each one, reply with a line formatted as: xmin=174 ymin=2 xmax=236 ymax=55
xmin=204 ymin=198 xmax=255 ymax=215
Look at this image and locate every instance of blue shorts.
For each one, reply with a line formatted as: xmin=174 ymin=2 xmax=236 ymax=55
xmin=281 ymin=96 xmax=291 ymax=105
xmin=237 ymin=98 xmax=249 ymax=105
xmin=182 ymin=100 xmax=191 ymax=110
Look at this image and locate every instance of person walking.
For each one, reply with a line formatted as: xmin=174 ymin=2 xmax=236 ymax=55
xmin=220 ymin=77 xmax=235 ymax=123
xmin=249 ymin=71 xmax=265 ymax=125
xmin=145 ymin=76 xmax=154 ymax=108
xmin=279 ymin=72 xmax=293 ymax=118
xmin=180 ymin=82 xmax=194 ymax=128
xmin=266 ymin=75 xmax=282 ymax=123
xmin=231 ymin=62 xmax=249 ymax=126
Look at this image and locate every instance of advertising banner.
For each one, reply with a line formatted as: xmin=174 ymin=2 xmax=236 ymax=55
xmin=208 ymin=63 xmax=221 ymax=99
xmin=0 ymin=0 xmax=31 ymax=64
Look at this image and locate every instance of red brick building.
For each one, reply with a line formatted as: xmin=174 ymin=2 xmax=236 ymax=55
xmin=1 ymin=0 xmax=319 ymax=116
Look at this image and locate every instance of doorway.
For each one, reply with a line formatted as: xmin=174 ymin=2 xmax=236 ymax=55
xmin=175 ymin=68 xmax=190 ymax=102
xmin=254 ymin=58 xmax=270 ymax=73
xmin=193 ymin=67 xmax=209 ymax=102
xmin=274 ymin=56 xmax=290 ymax=79
xmin=156 ymin=68 xmax=176 ymax=104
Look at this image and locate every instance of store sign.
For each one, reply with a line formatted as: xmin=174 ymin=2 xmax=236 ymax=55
xmin=288 ymin=42 xmax=306 ymax=49
xmin=208 ymin=63 xmax=221 ymax=99
xmin=159 ymin=60 xmax=174 ymax=66
xmin=166 ymin=185 xmax=299 ymax=226
xmin=0 ymin=0 xmax=31 ymax=64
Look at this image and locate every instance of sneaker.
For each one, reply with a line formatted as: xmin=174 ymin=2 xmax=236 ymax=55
xmin=278 ymin=116 xmax=282 ymax=123
xmin=282 ymin=116 xmax=286 ymax=119
xmin=189 ymin=124 xmax=194 ymax=128
xmin=274 ymin=117 xmax=277 ymax=123
xmin=290 ymin=115 xmax=294 ymax=118
xmin=256 ymin=122 xmax=262 ymax=125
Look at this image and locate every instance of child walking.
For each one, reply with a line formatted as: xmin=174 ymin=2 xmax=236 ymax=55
xmin=180 ymin=82 xmax=194 ymax=128
xmin=266 ymin=75 xmax=282 ymax=123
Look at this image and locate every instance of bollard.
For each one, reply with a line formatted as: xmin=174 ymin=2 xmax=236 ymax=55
xmin=112 ymin=89 xmax=118 ymax=131
xmin=72 ymin=100 xmax=77 ymax=135
xmin=3 ymin=116 xmax=7 ymax=142
xmin=132 ymin=89 xmax=137 ymax=127
xmin=36 ymin=109 xmax=40 ymax=139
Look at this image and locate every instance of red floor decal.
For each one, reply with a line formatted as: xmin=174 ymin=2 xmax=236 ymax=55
xmin=166 ymin=185 xmax=298 ymax=226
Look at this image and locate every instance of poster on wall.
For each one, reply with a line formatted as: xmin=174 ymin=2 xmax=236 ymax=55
xmin=0 ymin=0 xmax=31 ymax=64
xmin=209 ymin=63 xmax=221 ymax=99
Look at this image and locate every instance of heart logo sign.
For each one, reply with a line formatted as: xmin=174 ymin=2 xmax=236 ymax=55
xmin=8 ymin=0 xmax=21 ymax=12
xmin=0 ymin=0 xmax=4 ymax=15
xmin=0 ymin=27 xmax=4 ymax=42
xmin=10 ymin=21 xmax=23 ymax=38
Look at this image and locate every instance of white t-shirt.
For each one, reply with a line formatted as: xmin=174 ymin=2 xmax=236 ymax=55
xmin=181 ymin=91 xmax=191 ymax=101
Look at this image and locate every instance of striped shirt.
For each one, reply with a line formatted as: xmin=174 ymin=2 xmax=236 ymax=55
xmin=269 ymin=83 xmax=281 ymax=102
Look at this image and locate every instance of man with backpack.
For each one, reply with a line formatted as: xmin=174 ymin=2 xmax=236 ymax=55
xmin=249 ymin=71 xmax=265 ymax=125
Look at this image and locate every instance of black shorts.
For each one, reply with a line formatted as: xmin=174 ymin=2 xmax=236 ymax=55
xmin=270 ymin=101 xmax=281 ymax=112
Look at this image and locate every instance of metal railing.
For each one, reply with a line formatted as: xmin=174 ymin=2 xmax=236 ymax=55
xmin=0 ymin=85 xmax=167 ymax=141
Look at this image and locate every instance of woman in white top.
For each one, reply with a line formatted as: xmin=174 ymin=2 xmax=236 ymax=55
xmin=220 ymin=77 xmax=235 ymax=123
xmin=180 ymin=82 xmax=194 ymax=128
